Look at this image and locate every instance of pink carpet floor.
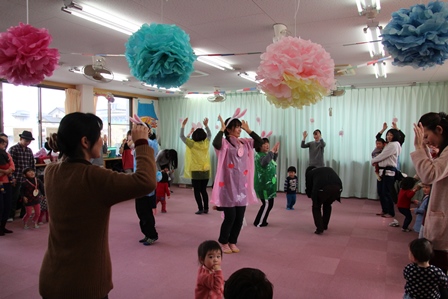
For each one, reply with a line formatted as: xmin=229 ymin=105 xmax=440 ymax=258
xmin=0 ymin=186 xmax=416 ymax=299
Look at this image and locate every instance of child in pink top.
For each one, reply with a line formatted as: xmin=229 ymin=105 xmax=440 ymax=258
xmin=195 ymin=240 xmax=224 ymax=299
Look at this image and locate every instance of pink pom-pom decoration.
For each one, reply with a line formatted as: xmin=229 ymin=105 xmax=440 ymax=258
xmin=392 ymin=117 xmax=398 ymax=123
xmin=0 ymin=23 xmax=59 ymax=86
xmin=215 ymin=125 xmax=220 ymax=130
xmin=256 ymin=36 xmax=335 ymax=109
xmin=310 ymin=118 xmax=315 ymax=123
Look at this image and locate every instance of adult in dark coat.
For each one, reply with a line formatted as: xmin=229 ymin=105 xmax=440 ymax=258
xmin=305 ymin=166 xmax=343 ymax=234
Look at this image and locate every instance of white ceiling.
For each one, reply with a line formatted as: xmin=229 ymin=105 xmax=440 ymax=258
xmin=1 ymin=0 xmax=447 ymax=98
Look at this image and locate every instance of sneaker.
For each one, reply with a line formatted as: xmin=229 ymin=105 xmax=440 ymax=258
xmin=7 ymin=218 xmax=13 ymax=222
xmin=221 ymin=243 xmax=232 ymax=254
xmin=389 ymin=221 xmax=400 ymax=227
xmin=286 ymin=207 xmax=291 ymax=210
xmin=143 ymin=237 xmax=158 ymax=246
xmin=34 ymin=224 xmax=40 ymax=229
xmin=381 ymin=214 xmax=393 ymax=218
xmin=195 ymin=210 xmax=204 ymax=215
xmin=38 ymin=222 xmax=44 ymax=225
xmin=290 ymin=207 xmax=295 ymax=210
xmin=139 ymin=237 xmax=148 ymax=243
xmin=23 ymin=225 xmax=29 ymax=230
xmin=314 ymin=229 xmax=323 ymax=235
xmin=402 ymin=228 xmax=411 ymax=232
xmin=229 ymin=243 xmax=240 ymax=253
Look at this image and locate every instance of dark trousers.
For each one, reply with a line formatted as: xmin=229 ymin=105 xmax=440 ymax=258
xmin=0 ymin=183 xmax=12 ymax=222
xmin=191 ymin=178 xmax=209 ymax=211
xmin=431 ymin=250 xmax=448 ymax=274
xmin=398 ymin=207 xmax=412 ymax=229
xmin=253 ymin=197 xmax=274 ymax=227
xmin=218 ymin=206 xmax=246 ymax=245
xmin=312 ymin=185 xmax=341 ymax=232
xmin=135 ymin=195 xmax=158 ymax=240
xmin=286 ymin=193 xmax=296 ymax=209
xmin=378 ymin=176 xmax=396 ymax=217
xmin=10 ymin=182 xmax=23 ymax=219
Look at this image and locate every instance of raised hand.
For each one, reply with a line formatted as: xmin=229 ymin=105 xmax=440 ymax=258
xmin=203 ymin=117 xmax=209 ymax=127
xmin=182 ymin=117 xmax=189 ymax=127
xmin=218 ymin=115 xmax=226 ymax=131
xmin=382 ymin=122 xmax=388 ymax=131
xmin=272 ymin=142 xmax=280 ymax=153
xmin=241 ymin=120 xmax=251 ymax=133
xmin=131 ymin=123 xmax=150 ymax=142
xmin=413 ymin=122 xmax=426 ymax=150
xmin=303 ymin=131 xmax=308 ymax=139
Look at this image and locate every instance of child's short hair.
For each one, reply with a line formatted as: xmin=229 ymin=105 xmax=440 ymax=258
xmin=313 ymin=129 xmax=321 ymax=135
xmin=376 ymin=137 xmax=386 ymax=144
xmin=160 ymin=172 xmax=169 ymax=183
xmin=409 ymin=238 xmax=433 ymax=263
xmin=23 ymin=167 xmax=35 ymax=175
xmin=287 ymin=166 xmax=296 ymax=173
xmin=224 ymin=268 xmax=273 ymax=299
xmin=192 ymin=129 xmax=207 ymax=142
xmin=197 ymin=240 xmax=222 ymax=264
xmin=400 ymin=177 xmax=417 ymax=190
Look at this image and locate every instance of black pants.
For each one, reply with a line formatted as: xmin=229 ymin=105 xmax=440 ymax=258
xmin=218 ymin=206 xmax=246 ymax=245
xmin=191 ymin=178 xmax=209 ymax=211
xmin=253 ymin=197 xmax=274 ymax=227
xmin=10 ymin=182 xmax=24 ymax=219
xmin=378 ymin=176 xmax=396 ymax=217
xmin=398 ymin=207 xmax=412 ymax=229
xmin=135 ymin=195 xmax=158 ymax=240
xmin=0 ymin=183 xmax=12 ymax=222
xmin=312 ymin=185 xmax=341 ymax=232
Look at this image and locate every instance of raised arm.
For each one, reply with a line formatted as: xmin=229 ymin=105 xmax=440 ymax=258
xmin=212 ymin=115 xmax=225 ymax=150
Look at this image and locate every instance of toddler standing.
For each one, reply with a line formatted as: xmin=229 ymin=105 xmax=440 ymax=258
xmin=393 ymin=177 xmax=420 ymax=232
xmin=195 ymin=240 xmax=224 ymax=299
xmin=403 ymin=238 xmax=448 ymax=299
xmin=413 ymin=183 xmax=431 ymax=237
xmin=284 ymin=166 xmax=298 ymax=210
xmin=20 ymin=168 xmax=44 ymax=229
xmin=155 ymin=171 xmax=170 ymax=213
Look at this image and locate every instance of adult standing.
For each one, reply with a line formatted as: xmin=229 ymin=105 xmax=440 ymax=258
xmin=180 ymin=117 xmax=211 ymax=214
xmin=0 ymin=133 xmax=15 ymax=235
xmin=39 ymin=113 xmax=156 ymax=299
xmin=371 ymin=129 xmax=402 ymax=219
xmin=8 ymin=130 xmax=35 ymax=220
xmin=301 ymin=129 xmax=326 ymax=167
xmin=305 ymin=166 xmax=343 ymax=234
xmin=411 ymin=112 xmax=448 ymax=273
xmin=211 ymin=111 xmax=263 ymax=254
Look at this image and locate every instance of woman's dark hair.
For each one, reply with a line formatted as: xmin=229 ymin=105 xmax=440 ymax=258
xmin=224 ymin=118 xmax=242 ymax=138
xmin=255 ymin=138 xmax=269 ymax=152
xmin=224 ymin=268 xmax=273 ymax=299
xmin=192 ymin=129 xmax=207 ymax=142
xmin=409 ymin=238 xmax=433 ymax=263
xmin=386 ymin=129 xmax=400 ymax=143
xmin=419 ymin=112 xmax=448 ymax=155
xmin=197 ymin=240 xmax=222 ymax=264
xmin=400 ymin=177 xmax=417 ymax=190
xmin=49 ymin=112 xmax=103 ymax=159
xmin=160 ymin=172 xmax=169 ymax=183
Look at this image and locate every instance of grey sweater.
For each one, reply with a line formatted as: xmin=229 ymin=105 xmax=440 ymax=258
xmin=301 ymin=139 xmax=326 ymax=167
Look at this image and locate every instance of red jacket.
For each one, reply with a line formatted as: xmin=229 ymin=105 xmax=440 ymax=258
xmin=156 ymin=182 xmax=170 ymax=198
xmin=397 ymin=189 xmax=416 ymax=209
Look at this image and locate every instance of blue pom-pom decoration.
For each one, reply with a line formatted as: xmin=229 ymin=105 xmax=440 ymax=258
xmin=125 ymin=23 xmax=196 ymax=88
xmin=381 ymin=1 xmax=448 ymax=69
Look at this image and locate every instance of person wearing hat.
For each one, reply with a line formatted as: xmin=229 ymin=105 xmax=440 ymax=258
xmin=7 ymin=130 xmax=35 ymax=220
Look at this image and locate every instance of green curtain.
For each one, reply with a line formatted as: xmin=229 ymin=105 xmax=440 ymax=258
xmin=158 ymin=82 xmax=448 ymax=199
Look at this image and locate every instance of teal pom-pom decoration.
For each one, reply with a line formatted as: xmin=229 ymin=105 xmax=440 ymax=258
xmin=381 ymin=1 xmax=448 ymax=69
xmin=125 ymin=23 xmax=196 ymax=88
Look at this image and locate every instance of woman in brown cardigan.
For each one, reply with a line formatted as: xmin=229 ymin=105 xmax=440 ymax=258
xmin=39 ymin=112 xmax=156 ymax=299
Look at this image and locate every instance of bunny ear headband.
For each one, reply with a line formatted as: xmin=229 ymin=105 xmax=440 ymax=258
xmin=261 ymin=130 xmax=273 ymax=138
xmin=225 ymin=108 xmax=247 ymax=127
xmin=130 ymin=114 xmax=146 ymax=126
xmin=191 ymin=122 xmax=203 ymax=130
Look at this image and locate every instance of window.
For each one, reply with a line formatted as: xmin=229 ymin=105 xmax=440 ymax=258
xmin=96 ymin=95 xmax=131 ymax=150
xmin=2 ymin=83 xmax=65 ymax=153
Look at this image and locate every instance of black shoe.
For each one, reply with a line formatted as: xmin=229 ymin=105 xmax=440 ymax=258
xmin=195 ymin=210 xmax=204 ymax=215
xmin=3 ymin=227 xmax=13 ymax=234
xmin=203 ymin=209 xmax=209 ymax=214
xmin=139 ymin=237 xmax=148 ymax=243
xmin=323 ymin=226 xmax=328 ymax=231
xmin=314 ymin=229 xmax=323 ymax=235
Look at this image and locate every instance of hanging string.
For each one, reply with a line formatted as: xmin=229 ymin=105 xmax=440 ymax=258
xmin=26 ymin=0 xmax=29 ymax=24
xmin=294 ymin=0 xmax=300 ymax=37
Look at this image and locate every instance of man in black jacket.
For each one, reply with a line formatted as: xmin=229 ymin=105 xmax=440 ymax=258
xmin=305 ymin=166 xmax=343 ymax=234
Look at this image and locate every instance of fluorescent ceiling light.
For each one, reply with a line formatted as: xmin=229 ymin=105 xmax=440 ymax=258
xmin=356 ymin=0 xmax=381 ymax=19
xmin=373 ymin=62 xmax=387 ymax=79
xmin=62 ymin=1 xmax=140 ymax=35
xmin=194 ymin=48 xmax=234 ymax=71
xmin=238 ymin=71 xmax=260 ymax=83
xmin=69 ymin=67 xmax=130 ymax=82
xmin=141 ymin=83 xmax=181 ymax=92
xmin=364 ymin=24 xmax=384 ymax=58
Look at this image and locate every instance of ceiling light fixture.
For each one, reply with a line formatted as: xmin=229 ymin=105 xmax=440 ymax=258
xmin=194 ymin=49 xmax=234 ymax=71
xmin=364 ymin=22 xmax=384 ymax=58
xmin=356 ymin=0 xmax=381 ymax=19
xmin=273 ymin=23 xmax=288 ymax=43
xmin=373 ymin=62 xmax=387 ymax=79
xmin=141 ymin=83 xmax=182 ymax=92
xmin=68 ymin=67 xmax=130 ymax=82
xmin=61 ymin=0 xmax=140 ymax=35
xmin=237 ymin=71 xmax=260 ymax=83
